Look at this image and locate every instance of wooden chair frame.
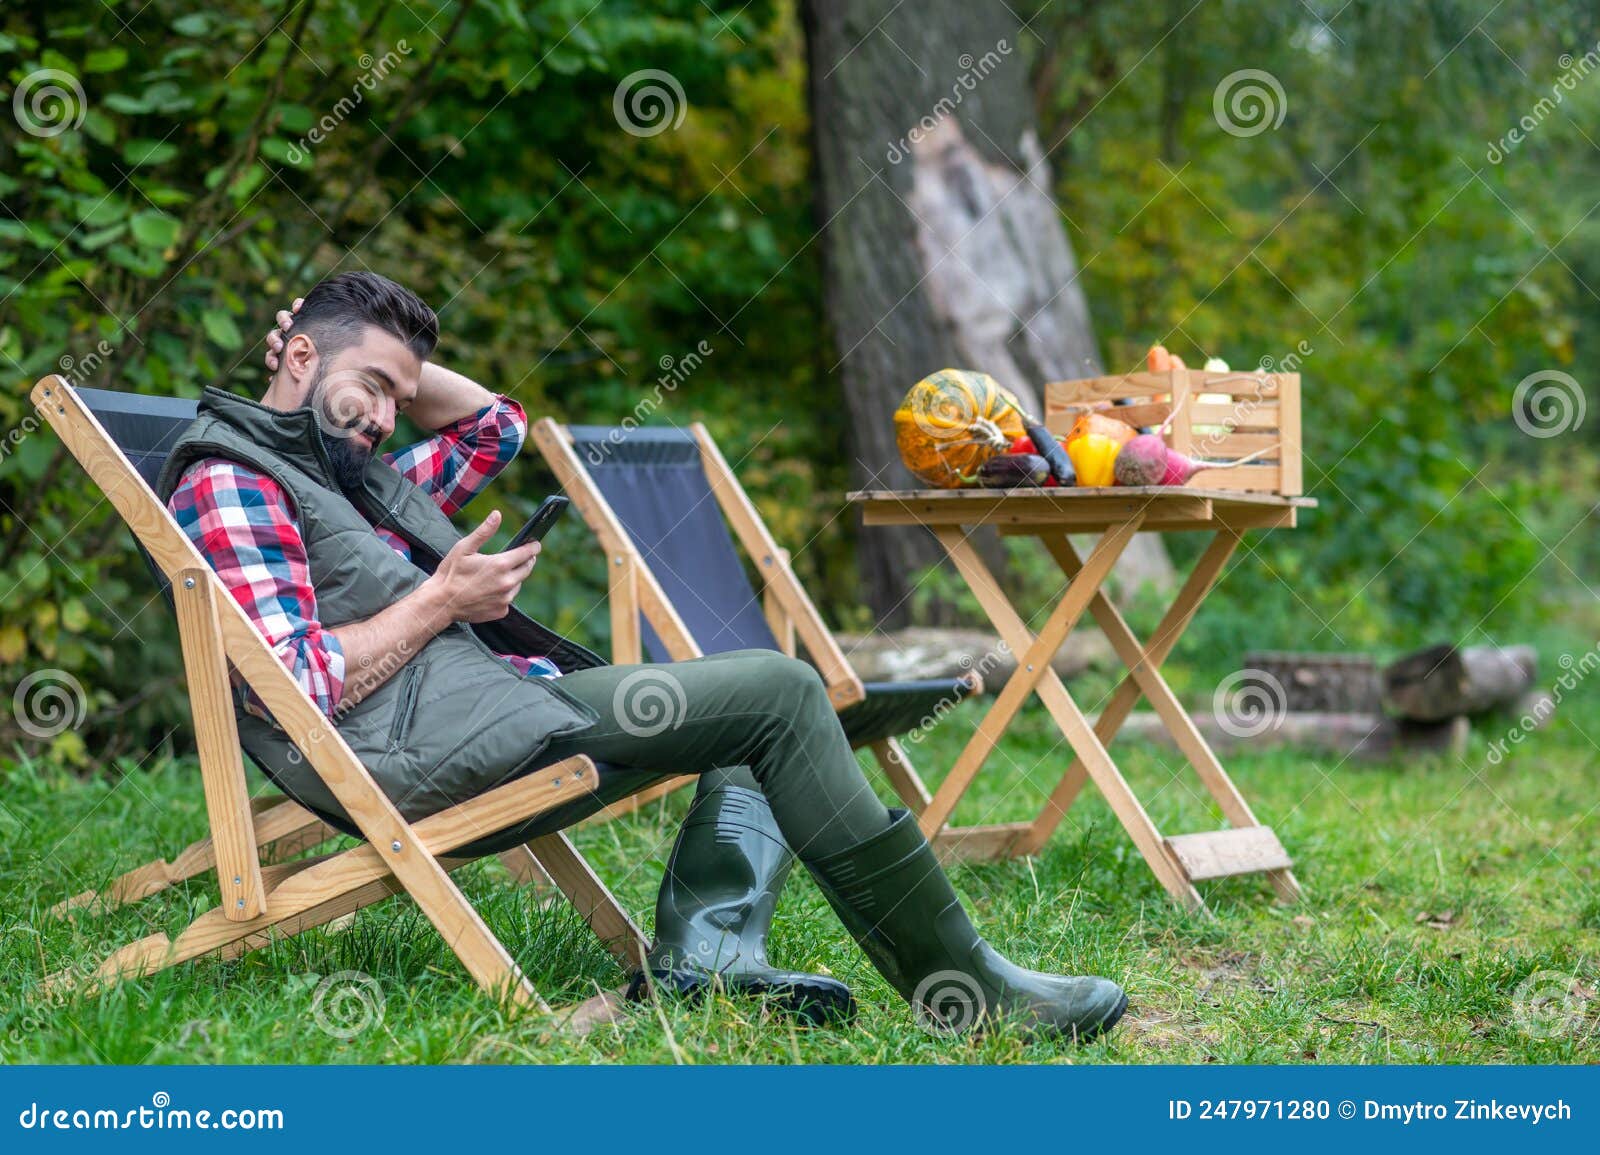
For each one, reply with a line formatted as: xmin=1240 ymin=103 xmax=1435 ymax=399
xmin=532 ymin=418 xmax=945 ymax=823
xmin=30 ymin=377 xmax=647 ymax=1010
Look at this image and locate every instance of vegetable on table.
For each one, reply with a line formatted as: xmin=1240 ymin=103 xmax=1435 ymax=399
xmin=1160 ymin=442 xmax=1279 ymax=485
xmin=1066 ymin=410 xmax=1138 ymax=447
xmin=893 ymin=368 xmax=1027 ymax=489
xmin=1066 ymin=433 xmax=1122 ymax=487
xmin=1023 ymin=421 xmax=1075 ymax=486
xmin=1112 ymin=432 xmax=1170 ymax=487
xmin=963 ymin=453 xmax=1051 ymax=488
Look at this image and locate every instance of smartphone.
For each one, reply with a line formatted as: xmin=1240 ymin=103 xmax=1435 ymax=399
xmin=506 ymin=495 xmax=569 ymax=550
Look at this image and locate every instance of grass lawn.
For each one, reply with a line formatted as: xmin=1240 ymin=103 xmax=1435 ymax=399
xmin=2 ymin=695 xmax=1596 ymax=1065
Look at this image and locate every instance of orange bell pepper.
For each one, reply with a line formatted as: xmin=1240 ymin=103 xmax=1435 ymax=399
xmin=1067 ymin=410 xmax=1137 ymax=447
xmin=1067 ymin=432 xmax=1122 ymax=487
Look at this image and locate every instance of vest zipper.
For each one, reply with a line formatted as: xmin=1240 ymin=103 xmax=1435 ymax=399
xmin=387 ymin=665 xmax=423 ymax=751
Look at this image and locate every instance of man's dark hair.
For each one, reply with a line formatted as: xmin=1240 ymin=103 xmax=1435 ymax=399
xmin=292 ymin=271 xmax=438 ymax=363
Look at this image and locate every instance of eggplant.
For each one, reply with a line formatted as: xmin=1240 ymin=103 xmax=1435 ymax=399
xmin=967 ymin=453 xmax=1050 ymax=488
xmin=1025 ymin=421 xmax=1076 ymax=486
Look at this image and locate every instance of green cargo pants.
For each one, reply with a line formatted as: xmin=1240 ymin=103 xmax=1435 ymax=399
xmin=461 ymin=649 xmax=891 ymax=858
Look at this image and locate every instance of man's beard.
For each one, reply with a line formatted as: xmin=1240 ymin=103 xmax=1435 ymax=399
xmin=306 ymin=365 xmax=378 ymax=493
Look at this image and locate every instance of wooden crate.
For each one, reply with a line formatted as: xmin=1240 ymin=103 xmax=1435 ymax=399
xmin=1043 ymin=369 xmax=1302 ymax=496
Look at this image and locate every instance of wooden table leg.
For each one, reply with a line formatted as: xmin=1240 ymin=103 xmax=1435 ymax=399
xmin=1037 ymin=533 xmax=1303 ymax=904
xmin=919 ymin=516 xmax=1143 ymax=838
xmin=932 ymin=524 xmax=1207 ymax=914
xmin=1023 ymin=530 xmax=1241 ymax=853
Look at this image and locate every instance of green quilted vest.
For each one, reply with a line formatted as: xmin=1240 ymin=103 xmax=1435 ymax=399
xmin=157 ymin=387 xmax=603 ymax=823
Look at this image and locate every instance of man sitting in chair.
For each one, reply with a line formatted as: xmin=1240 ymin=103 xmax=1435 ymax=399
xmin=160 ymin=270 xmax=1127 ymax=1041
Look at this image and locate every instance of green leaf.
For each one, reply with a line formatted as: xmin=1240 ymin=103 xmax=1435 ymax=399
xmin=122 ymin=138 xmax=178 ymax=167
xmin=229 ymin=163 xmax=268 ymax=201
xmin=129 ymin=210 xmax=180 ymax=250
xmin=200 ymin=308 xmax=242 ymax=349
xmin=258 ymin=137 xmax=312 ymax=169
xmin=171 ymin=13 xmax=210 ymax=36
xmin=61 ymin=599 xmax=90 ymax=633
xmin=83 ymin=47 xmax=128 ymax=73
xmin=78 ymin=223 xmax=126 ymax=251
xmin=102 ymin=92 xmax=150 ymax=115
xmin=276 ymin=104 xmax=315 ymax=133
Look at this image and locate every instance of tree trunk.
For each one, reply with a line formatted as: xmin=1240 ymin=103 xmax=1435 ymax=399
xmin=802 ymin=0 xmax=1167 ymax=624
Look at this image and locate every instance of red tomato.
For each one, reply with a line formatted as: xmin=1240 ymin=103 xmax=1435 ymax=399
xmin=1008 ymin=435 xmax=1036 ymax=455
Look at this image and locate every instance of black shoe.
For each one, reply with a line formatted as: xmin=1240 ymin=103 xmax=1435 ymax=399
xmin=625 ymin=784 xmax=856 ymax=1026
xmin=807 ymin=809 xmax=1127 ymax=1041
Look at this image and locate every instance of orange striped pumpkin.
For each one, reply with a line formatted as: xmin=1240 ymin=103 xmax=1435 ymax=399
xmin=893 ymin=369 xmax=1027 ymax=488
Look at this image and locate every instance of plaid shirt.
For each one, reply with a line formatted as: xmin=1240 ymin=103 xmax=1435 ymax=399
xmin=168 ymin=396 xmax=560 ymax=722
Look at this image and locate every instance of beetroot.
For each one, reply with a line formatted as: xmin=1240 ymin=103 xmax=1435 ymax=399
xmin=1107 ymin=430 xmax=1284 ymax=487
xmin=1161 ymin=443 xmax=1281 ymax=485
xmin=1112 ymin=433 xmax=1170 ymax=486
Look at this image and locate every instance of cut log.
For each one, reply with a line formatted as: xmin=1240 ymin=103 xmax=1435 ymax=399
xmin=1382 ymin=643 xmax=1537 ymax=722
xmin=833 ymin=626 xmax=1113 ymax=688
xmin=1119 ymin=710 xmax=1468 ymax=763
xmin=1243 ymin=651 xmax=1384 ymax=714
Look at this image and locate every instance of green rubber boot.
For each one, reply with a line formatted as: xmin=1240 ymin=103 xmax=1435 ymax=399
xmin=807 ymin=809 xmax=1128 ymax=1041
xmin=626 ymin=783 xmax=856 ymax=1026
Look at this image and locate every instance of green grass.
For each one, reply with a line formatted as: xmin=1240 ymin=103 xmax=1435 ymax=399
xmin=2 ymin=696 xmax=1597 ymax=1065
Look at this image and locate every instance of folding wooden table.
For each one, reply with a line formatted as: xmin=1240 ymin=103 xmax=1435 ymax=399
xmin=846 ymin=485 xmax=1315 ymax=914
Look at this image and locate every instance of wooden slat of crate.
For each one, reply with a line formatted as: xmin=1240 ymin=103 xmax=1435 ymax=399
xmin=1189 ymin=400 xmax=1281 ymax=428
xmin=1192 ymin=431 xmax=1282 ymax=456
xmin=1186 ymin=463 xmax=1282 ymax=491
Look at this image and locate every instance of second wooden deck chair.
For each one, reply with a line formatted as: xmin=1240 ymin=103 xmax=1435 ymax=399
xmin=533 ymin=419 xmax=980 ymax=842
xmin=31 ymin=377 xmax=649 ymax=1013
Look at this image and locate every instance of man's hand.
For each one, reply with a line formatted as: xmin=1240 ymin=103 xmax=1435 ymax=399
xmin=420 ymin=509 xmax=542 ymax=624
xmin=264 ymin=298 xmax=304 ymax=373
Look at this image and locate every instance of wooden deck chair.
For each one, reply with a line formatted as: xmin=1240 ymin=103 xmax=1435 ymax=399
xmin=30 ymin=377 xmax=647 ymax=1011
xmin=532 ymin=419 xmax=980 ymax=839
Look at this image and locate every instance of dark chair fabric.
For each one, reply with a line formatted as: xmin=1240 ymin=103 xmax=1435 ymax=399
xmin=566 ymin=425 xmax=976 ymax=746
xmin=79 ymin=387 xmax=199 ymax=598
xmin=78 ymin=386 xmax=198 ymax=488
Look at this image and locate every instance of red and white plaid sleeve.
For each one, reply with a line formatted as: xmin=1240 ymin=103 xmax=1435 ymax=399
xmin=382 ymin=396 xmax=527 ymax=515
xmin=168 ymin=459 xmax=346 ymax=720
